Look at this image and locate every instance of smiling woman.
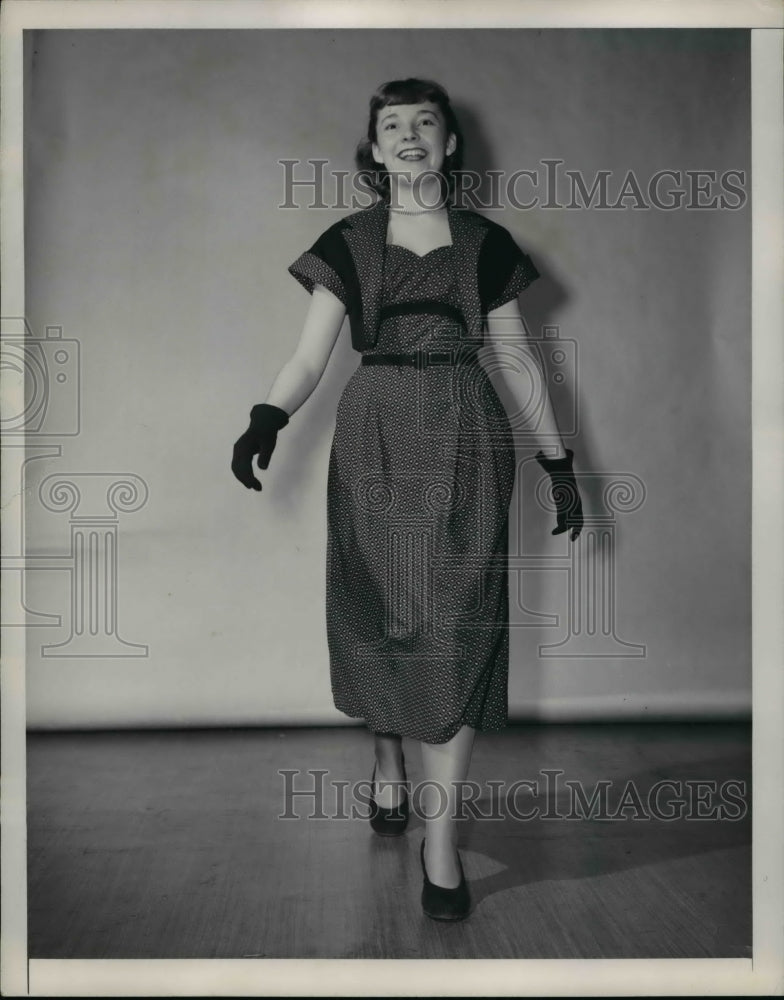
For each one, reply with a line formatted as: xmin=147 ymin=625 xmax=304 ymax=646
xmin=356 ymin=78 xmax=465 ymax=212
xmin=231 ymin=76 xmax=583 ymax=923
xmin=378 ymin=103 xmax=456 ymax=256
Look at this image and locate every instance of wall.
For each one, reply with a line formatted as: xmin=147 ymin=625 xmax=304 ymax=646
xmin=20 ymin=28 xmax=750 ymax=727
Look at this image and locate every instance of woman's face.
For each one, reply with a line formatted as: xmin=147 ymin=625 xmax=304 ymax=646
xmin=371 ymin=101 xmax=457 ymax=186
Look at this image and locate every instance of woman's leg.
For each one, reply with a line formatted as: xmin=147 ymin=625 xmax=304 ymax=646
xmin=420 ymin=724 xmax=476 ymax=888
xmin=373 ymin=730 xmax=405 ymax=808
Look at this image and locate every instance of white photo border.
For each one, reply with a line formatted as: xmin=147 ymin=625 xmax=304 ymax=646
xmin=1 ymin=1 xmax=781 ymax=996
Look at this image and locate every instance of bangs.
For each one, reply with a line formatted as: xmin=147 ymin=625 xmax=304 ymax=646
xmin=372 ymin=79 xmax=447 ymax=112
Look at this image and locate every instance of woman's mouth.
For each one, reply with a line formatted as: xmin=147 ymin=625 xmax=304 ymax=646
xmin=397 ymin=148 xmax=428 ymax=161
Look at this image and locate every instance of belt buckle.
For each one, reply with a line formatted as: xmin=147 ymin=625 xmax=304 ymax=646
xmin=416 ymin=348 xmax=452 ymax=370
xmin=429 ymin=349 xmax=453 ymax=366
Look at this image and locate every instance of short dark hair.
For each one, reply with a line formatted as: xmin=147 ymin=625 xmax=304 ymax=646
xmin=355 ymin=78 xmax=464 ymax=203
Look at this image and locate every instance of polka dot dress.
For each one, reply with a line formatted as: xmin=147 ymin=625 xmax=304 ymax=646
xmin=321 ymin=242 xmax=517 ymax=745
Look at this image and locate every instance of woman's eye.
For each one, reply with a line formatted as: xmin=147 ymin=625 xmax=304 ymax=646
xmin=384 ymin=122 xmax=397 ymax=130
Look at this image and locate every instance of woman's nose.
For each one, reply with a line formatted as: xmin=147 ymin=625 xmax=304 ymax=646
xmin=401 ymin=124 xmax=419 ymax=140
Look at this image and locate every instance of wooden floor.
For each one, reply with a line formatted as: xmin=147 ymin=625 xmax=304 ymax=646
xmin=26 ymin=722 xmax=751 ymax=959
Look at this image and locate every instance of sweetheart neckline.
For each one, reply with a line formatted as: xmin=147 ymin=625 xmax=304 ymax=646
xmin=386 ymin=243 xmax=454 ymax=260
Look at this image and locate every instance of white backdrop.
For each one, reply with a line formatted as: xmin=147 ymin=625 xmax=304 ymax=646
xmin=20 ymin=28 xmax=751 ymax=728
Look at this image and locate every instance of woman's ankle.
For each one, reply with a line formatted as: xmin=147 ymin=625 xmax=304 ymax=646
xmin=424 ymin=822 xmax=459 ymax=850
xmin=374 ymin=736 xmax=404 ymax=773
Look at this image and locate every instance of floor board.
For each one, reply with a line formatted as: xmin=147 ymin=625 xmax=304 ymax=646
xmin=26 ymin=722 xmax=751 ymax=958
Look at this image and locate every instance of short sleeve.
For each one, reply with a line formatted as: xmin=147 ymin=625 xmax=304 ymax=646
xmin=479 ymin=224 xmax=540 ymax=314
xmin=288 ymin=223 xmax=351 ymax=307
xmin=287 ymin=250 xmax=348 ymax=307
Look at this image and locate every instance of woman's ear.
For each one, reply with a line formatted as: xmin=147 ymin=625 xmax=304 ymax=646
xmin=371 ymin=142 xmax=384 ymax=165
xmin=446 ymin=132 xmax=457 ymax=157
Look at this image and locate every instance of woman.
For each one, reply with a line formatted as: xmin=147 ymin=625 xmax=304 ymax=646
xmin=231 ymin=78 xmax=583 ymax=922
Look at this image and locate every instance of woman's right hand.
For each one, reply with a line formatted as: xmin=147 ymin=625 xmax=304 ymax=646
xmin=231 ymin=403 xmax=290 ymax=491
xmin=231 ymin=283 xmax=344 ymax=490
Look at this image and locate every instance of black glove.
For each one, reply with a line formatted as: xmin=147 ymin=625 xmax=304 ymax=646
xmin=535 ymin=448 xmax=583 ymax=541
xmin=231 ymin=403 xmax=290 ymax=491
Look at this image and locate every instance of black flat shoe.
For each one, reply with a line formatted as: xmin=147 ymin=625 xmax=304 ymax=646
xmin=369 ymin=750 xmax=409 ymax=837
xmin=420 ymin=837 xmax=471 ymax=921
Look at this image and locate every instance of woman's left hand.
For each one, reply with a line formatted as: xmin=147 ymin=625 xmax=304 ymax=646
xmin=535 ymin=448 xmax=583 ymax=541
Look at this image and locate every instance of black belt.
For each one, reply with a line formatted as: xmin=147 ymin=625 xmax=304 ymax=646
xmin=361 ymin=348 xmax=480 ymax=369
xmin=379 ymin=301 xmax=466 ymax=327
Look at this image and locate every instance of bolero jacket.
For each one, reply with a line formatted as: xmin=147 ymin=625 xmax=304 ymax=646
xmin=287 ymin=199 xmax=540 ymax=351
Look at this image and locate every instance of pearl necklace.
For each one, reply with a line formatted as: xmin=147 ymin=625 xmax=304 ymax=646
xmin=388 ymin=205 xmax=446 ymax=216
